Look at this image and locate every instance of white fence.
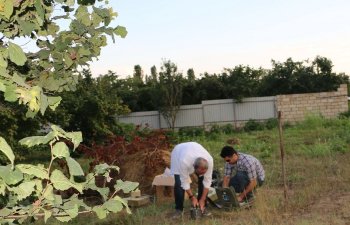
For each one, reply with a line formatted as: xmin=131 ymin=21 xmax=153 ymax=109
xmin=117 ymin=96 xmax=277 ymax=129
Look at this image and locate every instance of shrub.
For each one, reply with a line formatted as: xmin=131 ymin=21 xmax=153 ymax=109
xmin=179 ymin=127 xmax=205 ymax=137
xmin=244 ymin=119 xmax=265 ymax=132
xmin=220 ymin=124 xmax=236 ymax=134
xmin=265 ymin=118 xmax=278 ymax=130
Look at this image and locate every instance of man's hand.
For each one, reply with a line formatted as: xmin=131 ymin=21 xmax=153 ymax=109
xmin=191 ymin=197 xmax=199 ymax=207
xmin=237 ymin=195 xmax=243 ymax=202
xmin=198 ymin=199 xmax=206 ymax=211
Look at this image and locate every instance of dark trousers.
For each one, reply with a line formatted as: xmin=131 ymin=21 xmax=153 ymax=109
xmin=174 ymin=174 xmax=206 ymax=211
xmin=229 ymin=171 xmax=264 ymax=197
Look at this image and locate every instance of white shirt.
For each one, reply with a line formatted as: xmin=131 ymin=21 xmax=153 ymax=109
xmin=170 ymin=142 xmax=213 ymax=190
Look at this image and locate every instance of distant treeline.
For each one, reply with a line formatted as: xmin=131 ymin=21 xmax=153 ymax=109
xmin=1 ymin=56 xmax=348 ymax=146
xmin=114 ymin=56 xmax=349 ymax=111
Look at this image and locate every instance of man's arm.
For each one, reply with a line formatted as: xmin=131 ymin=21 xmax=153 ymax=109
xmin=222 ymin=175 xmax=230 ymax=188
xmin=238 ymin=178 xmax=257 ymax=201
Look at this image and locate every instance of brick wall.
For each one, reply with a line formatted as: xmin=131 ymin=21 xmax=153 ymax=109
xmin=276 ymin=84 xmax=348 ymax=122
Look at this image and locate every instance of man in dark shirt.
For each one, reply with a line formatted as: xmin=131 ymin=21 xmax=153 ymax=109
xmin=220 ymin=146 xmax=265 ymax=202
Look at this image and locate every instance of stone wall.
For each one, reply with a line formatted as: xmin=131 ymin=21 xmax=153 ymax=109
xmin=277 ymin=84 xmax=348 ymax=122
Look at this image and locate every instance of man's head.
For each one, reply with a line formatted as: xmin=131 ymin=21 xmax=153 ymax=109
xmin=220 ymin=146 xmax=238 ymax=164
xmin=193 ymin=157 xmax=209 ymax=175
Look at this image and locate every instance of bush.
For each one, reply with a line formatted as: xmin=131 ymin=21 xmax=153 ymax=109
xmin=244 ymin=119 xmax=265 ymax=132
xmin=220 ymin=124 xmax=236 ymax=134
xmin=265 ymin=118 xmax=278 ymax=130
xmin=339 ymin=110 xmax=350 ymax=118
xmin=178 ymin=127 xmax=205 ymax=137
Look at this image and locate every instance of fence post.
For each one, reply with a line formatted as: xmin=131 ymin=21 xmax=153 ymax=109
xmin=278 ymin=111 xmax=288 ymax=205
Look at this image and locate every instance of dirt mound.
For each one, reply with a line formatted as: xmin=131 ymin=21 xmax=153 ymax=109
xmin=83 ymin=130 xmax=173 ymax=194
xmin=119 ymin=150 xmax=171 ymax=193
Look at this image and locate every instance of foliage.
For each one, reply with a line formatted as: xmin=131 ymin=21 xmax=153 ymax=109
xmin=243 ymin=119 xmax=265 ymax=132
xmin=0 ymin=125 xmax=138 ymax=224
xmin=112 ymin=57 xmax=348 ymax=113
xmin=178 ymin=127 xmax=205 ymax=137
xmin=264 ymin=118 xmax=278 ymax=130
xmin=158 ymin=60 xmax=184 ymax=130
xmin=0 ymin=0 xmax=136 ymax=223
xmin=44 ymin=70 xmax=130 ymax=144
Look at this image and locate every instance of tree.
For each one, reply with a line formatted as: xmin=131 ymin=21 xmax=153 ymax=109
xmin=158 ymin=60 xmax=183 ymax=130
xmin=0 ymin=1 xmax=137 ymax=223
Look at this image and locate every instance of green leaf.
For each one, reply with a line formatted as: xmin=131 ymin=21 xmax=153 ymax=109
xmin=10 ymin=181 xmax=36 ymax=201
xmin=0 ymin=208 xmax=12 ymax=217
xmin=42 ymin=184 xmax=55 ymax=201
xmin=114 ymin=179 xmax=139 ymax=193
xmin=64 ymin=204 xmax=79 ymax=219
xmin=104 ymin=200 xmax=123 ymax=213
xmin=64 ymin=53 xmax=74 ymax=68
xmin=47 ymin=96 xmax=62 ymax=111
xmin=34 ymin=0 xmax=45 ymax=25
xmin=0 ymin=182 xmax=6 ymax=196
xmin=8 ymin=42 xmax=27 ymax=66
xmin=52 ymin=142 xmax=70 ymax=158
xmin=55 ymin=214 xmax=72 ymax=222
xmin=113 ymin=195 xmax=131 ymax=214
xmin=0 ymin=137 xmax=15 ymax=167
xmin=4 ymin=84 xmax=17 ymax=102
xmin=0 ymin=0 xmax=13 ymax=19
xmin=43 ymin=209 xmax=52 ymax=223
xmin=65 ymin=132 xmax=82 ymax=150
xmin=16 ymin=164 xmax=49 ymax=179
xmin=19 ymin=132 xmax=55 ymax=147
xmin=92 ymin=206 xmax=107 ymax=219
xmin=0 ymin=81 xmax=5 ymax=92
xmin=50 ymin=170 xmax=83 ymax=193
xmin=114 ymin=26 xmax=127 ymax=38
xmin=0 ymin=166 xmax=23 ymax=185
xmin=0 ymin=55 xmax=7 ymax=68
xmin=66 ymin=157 xmax=84 ymax=176
xmin=40 ymin=93 xmax=49 ymax=115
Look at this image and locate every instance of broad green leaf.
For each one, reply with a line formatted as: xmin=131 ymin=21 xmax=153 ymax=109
xmin=92 ymin=206 xmax=107 ymax=219
xmin=64 ymin=53 xmax=74 ymax=68
xmin=113 ymin=195 xmax=131 ymax=214
xmin=0 ymin=182 xmax=6 ymax=196
xmin=40 ymin=93 xmax=49 ymax=115
xmin=65 ymin=132 xmax=82 ymax=150
xmin=8 ymin=43 xmax=27 ymax=66
xmin=0 ymin=0 xmax=13 ymax=19
xmin=0 ymin=137 xmax=15 ymax=167
xmin=42 ymin=184 xmax=55 ymax=201
xmin=18 ymin=20 xmax=36 ymax=36
xmin=0 ymin=166 xmax=23 ymax=185
xmin=64 ymin=204 xmax=79 ymax=218
xmin=114 ymin=179 xmax=139 ymax=193
xmin=12 ymin=73 xmax=27 ymax=87
xmin=55 ymin=214 xmax=72 ymax=222
xmin=19 ymin=132 xmax=55 ymax=147
xmin=10 ymin=181 xmax=36 ymax=201
xmin=47 ymin=96 xmax=62 ymax=111
xmin=50 ymin=170 xmax=83 ymax=193
xmin=52 ymin=142 xmax=70 ymax=158
xmin=114 ymin=26 xmax=127 ymax=38
xmin=43 ymin=209 xmax=52 ymax=223
xmin=16 ymin=164 xmax=48 ymax=179
xmin=34 ymin=0 xmax=44 ymax=24
xmin=0 ymin=208 xmax=12 ymax=217
xmin=0 ymin=55 xmax=7 ymax=68
xmin=0 ymin=81 xmax=5 ymax=92
xmin=66 ymin=157 xmax=84 ymax=176
xmin=4 ymin=84 xmax=17 ymax=102
xmin=104 ymin=200 xmax=123 ymax=213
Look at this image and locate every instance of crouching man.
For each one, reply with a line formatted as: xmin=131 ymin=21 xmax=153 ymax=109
xmin=170 ymin=142 xmax=213 ymax=218
xmin=220 ymin=146 xmax=265 ymax=202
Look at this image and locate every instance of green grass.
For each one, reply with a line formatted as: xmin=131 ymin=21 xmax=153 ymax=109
xmin=24 ymin=115 xmax=350 ymax=225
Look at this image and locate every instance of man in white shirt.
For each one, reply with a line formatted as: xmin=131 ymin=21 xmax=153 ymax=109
xmin=170 ymin=142 xmax=213 ymax=218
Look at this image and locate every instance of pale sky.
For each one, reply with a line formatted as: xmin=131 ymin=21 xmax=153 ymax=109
xmin=88 ymin=0 xmax=350 ymax=77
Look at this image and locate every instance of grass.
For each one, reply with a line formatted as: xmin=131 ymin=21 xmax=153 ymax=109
xmin=24 ymin=115 xmax=350 ymax=225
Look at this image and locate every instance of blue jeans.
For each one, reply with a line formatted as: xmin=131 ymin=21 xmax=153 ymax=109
xmin=229 ymin=171 xmax=264 ymax=197
xmin=174 ymin=174 xmax=206 ymax=211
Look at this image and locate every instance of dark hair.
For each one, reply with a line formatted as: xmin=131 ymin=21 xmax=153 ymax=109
xmin=220 ymin=146 xmax=237 ymax=158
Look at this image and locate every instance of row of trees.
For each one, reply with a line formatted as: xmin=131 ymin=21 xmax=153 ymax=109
xmin=2 ymin=56 xmax=348 ymax=146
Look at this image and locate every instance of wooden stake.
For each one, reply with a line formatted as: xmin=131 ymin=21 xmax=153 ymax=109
xmin=278 ymin=111 xmax=288 ymax=203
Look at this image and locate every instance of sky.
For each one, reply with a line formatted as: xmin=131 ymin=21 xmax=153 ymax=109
xmin=88 ymin=0 xmax=350 ymax=78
